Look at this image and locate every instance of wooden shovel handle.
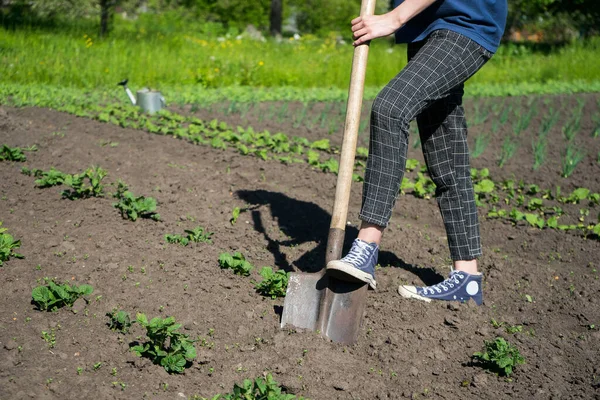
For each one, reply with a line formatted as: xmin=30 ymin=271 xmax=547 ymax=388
xmin=326 ymin=0 xmax=377 ymax=263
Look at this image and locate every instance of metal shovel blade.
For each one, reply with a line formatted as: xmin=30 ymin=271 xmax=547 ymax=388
xmin=280 ymin=271 xmax=327 ymax=331
xmin=281 ymin=271 xmax=368 ymax=344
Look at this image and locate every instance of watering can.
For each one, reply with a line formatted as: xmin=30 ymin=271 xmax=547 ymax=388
xmin=118 ymin=79 xmax=165 ymax=114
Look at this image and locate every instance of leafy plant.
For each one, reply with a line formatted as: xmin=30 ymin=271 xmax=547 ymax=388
xmin=61 ymin=166 xmax=107 ymax=199
xmin=106 ymin=310 xmax=134 ymax=333
xmin=218 ymin=252 xmax=253 ymax=276
xmin=113 ymin=181 xmax=160 ymax=221
xmin=0 ymin=145 xmax=26 ymax=161
xmin=33 ymin=167 xmax=68 ymax=187
xmin=29 ymin=166 xmax=106 ymax=198
xmin=498 ymin=136 xmax=518 ymax=167
xmin=130 ymin=313 xmax=196 ymax=374
xmin=0 ymin=222 xmax=24 ymax=266
xmin=220 ymin=374 xmax=301 ymax=400
xmin=255 ymin=267 xmax=290 ymax=299
xmin=562 ymin=112 xmax=582 ymax=141
xmin=230 ymin=207 xmax=241 ymax=225
xmin=531 ymin=134 xmax=547 ymax=170
xmin=165 ymin=226 xmax=213 ymax=246
xmin=471 ymin=134 xmax=490 ymax=158
xmin=472 ymin=337 xmax=525 ymax=377
xmin=561 ymin=142 xmax=585 ymax=178
xmin=31 ymin=280 xmax=94 ymax=311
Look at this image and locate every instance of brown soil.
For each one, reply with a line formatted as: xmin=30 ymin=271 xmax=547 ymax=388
xmin=0 ymin=98 xmax=599 ymax=400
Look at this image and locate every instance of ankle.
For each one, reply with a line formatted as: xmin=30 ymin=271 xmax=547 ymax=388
xmin=453 ymin=259 xmax=479 ymax=275
xmin=357 ymin=222 xmax=384 ymax=246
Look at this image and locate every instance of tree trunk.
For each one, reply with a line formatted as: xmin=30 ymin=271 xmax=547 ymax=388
xmin=99 ymin=0 xmax=114 ymax=38
xmin=269 ymin=0 xmax=282 ymax=37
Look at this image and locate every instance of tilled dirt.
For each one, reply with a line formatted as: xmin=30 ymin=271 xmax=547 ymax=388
xmin=0 ymin=102 xmax=599 ymax=400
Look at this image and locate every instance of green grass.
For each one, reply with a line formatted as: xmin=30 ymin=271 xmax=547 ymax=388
xmin=3 ymin=16 xmax=600 ymax=96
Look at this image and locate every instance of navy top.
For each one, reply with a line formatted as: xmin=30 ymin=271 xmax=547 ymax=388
xmin=393 ymin=0 xmax=507 ymax=53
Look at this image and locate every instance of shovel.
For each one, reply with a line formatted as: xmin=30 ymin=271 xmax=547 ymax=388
xmin=280 ymin=0 xmax=376 ymax=344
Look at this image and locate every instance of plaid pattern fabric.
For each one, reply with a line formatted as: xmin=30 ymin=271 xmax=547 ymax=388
xmin=358 ymin=30 xmax=492 ymax=261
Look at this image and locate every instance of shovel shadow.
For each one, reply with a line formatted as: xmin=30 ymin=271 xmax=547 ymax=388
xmin=236 ymin=189 xmax=443 ymax=285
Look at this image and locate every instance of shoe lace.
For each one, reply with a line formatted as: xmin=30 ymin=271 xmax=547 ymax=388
xmin=342 ymin=241 xmax=371 ymax=266
xmin=424 ymin=272 xmax=464 ymax=295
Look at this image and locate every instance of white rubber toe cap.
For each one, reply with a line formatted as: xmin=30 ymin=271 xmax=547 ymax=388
xmin=398 ymin=285 xmax=431 ymax=302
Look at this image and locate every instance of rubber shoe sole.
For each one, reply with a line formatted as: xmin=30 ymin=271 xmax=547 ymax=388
xmin=397 ymin=285 xmax=431 ymax=302
xmin=326 ymin=261 xmax=376 ymax=290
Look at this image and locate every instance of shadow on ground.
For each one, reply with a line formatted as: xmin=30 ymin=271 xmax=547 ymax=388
xmin=236 ymin=189 xmax=444 ymax=285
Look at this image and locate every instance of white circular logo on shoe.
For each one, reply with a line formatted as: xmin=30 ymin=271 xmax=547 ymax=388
xmin=466 ymin=281 xmax=479 ymax=296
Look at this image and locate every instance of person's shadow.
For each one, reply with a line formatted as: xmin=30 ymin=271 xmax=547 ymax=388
xmin=236 ymin=189 xmax=443 ymax=285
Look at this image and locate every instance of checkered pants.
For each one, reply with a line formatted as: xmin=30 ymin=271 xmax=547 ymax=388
xmin=358 ymin=30 xmax=492 ymax=261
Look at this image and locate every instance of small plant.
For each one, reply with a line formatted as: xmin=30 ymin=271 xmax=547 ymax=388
xmin=561 ymin=142 xmax=585 ymax=178
xmin=33 ymin=167 xmax=68 ymax=187
xmin=130 ymin=313 xmax=196 ymax=374
xmin=41 ymin=328 xmax=57 ymax=349
xmin=472 ymin=337 xmax=525 ymax=377
xmin=218 ymin=252 xmax=253 ymax=276
xmin=498 ymin=136 xmax=518 ymax=167
xmin=0 ymin=145 xmax=26 ymax=161
xmin=106 ymin=310 xmax=134 ymax=333
xmin=255 ymin=267 xmax=290 ymax=299
xmin=113 ymin=181 xmax=160 ymax=221
xmin=62 ymin=166 xmax=107 ymax=199
xmin=531 ymin=135 xmax=547 ymax=170
xmin=32 ymin=281 xmax=94 ymax=311
xmin=471 ymin=134 xmax=490 ymax=158
xmin=230 ymin=207 xmax=241 ymax=225
xmin=29 ymin=166 xmax=107 ymax=199
xmin=0 ymin=222 xmax=24 ymax=266
xmin=165 ymin=226 xmax=213 ymax=246
xmin=220 ymin=373 xmax=302 ymax=400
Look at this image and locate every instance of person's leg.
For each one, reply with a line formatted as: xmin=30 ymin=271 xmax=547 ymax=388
xmin=328 ymin=30 xmax=491 ymax=290
xmin=416 ymin=88 xmax=482 ymax=274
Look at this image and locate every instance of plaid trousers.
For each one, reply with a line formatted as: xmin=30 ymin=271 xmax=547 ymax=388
xmin=358 ymin=30 xmax=492 ymax=261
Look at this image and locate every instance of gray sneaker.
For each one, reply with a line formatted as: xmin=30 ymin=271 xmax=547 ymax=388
xmin=326 ymin=238 xmax=378 ymax=290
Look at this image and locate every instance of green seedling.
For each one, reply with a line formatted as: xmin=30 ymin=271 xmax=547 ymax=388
xmin=130 ymin=313 xmax=196 ymax=374
xmin=165 ymin=226 xmax=213 ymax=246
xmin=0 ymin=145 xmax=27 ymax=161
xmin=255 ymin=267 xmax=290 ymax=299
xmin=30 ymin=166 xmax=106 ymax=199
xmin=113 ymin=180 xmax=160 ymax=221
xmin=498 ymin=136 xmax=518 ymax=167
xmin=62 ymin=166 xmax=107 ymax=199
xmin=230 ymin=207 xmax=241 ymax=225
xmin=310 ymin=138 xmax=330 ymax=152
xmin=472 ymin=337 xmax=525 ymax=377
xmin=221 ymin=373 xmax=302 ymax=400
xmin=41 ymin=328 xmax=57 ymax=349
xmin=106 ymin=310 xmax=134 ymax=333
xmin=412 ymin=172 xmax=436 ymax=199
xmin=531 ymin=135 xmax=547 ymax=170
xmin=561 ymin=142 xmax=585 ymax=178
xmin=563 ymin=188 xmax=590 ymax=204
xmin=0 ymin=222 xmax=24 ymax=266
xmin=32 ymin=280 xmax=94 ymax=311
xmin=562 ymin=112 xmax=582 ymax=141
xmin=472 ymin=134 xmax=490 ymax=158
xmin=218 ymin=252 xmax=253 ymax=276
xmin=33 ymin=167 xmax=68 ymax=187
xmin=405 ymin=158 xmax=419 ymax=171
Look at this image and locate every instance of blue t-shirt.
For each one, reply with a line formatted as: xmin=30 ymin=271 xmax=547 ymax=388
xmin=393 ymin=0 xmax=507 ymax=53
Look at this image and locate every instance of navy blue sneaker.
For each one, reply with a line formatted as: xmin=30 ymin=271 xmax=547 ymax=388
xmin=398 ymin=271 xmax=483 ymax=305
xmin=326 ymin=238 xmax=378 ymax=290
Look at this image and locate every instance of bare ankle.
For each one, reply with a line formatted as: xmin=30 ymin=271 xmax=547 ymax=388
xmin=453 ymin=259 xmax=479 ymax=275
xmin=357 ymin=222 xmax=385 ymax=246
